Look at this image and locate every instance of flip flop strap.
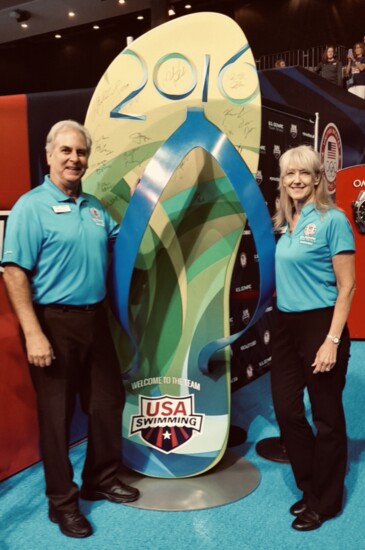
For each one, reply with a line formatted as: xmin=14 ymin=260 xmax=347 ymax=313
xmin=110 ymin=107 xmax=275 ymax=377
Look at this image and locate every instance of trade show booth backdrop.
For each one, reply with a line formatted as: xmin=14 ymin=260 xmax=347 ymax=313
xmin=1 ymin=66 xmax=364 ymax=481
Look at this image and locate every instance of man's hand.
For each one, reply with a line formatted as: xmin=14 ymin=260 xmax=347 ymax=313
xmin=26 ymin=332 xmax=56 ymax=367
xmin=3 ymin=265 xmax=56 ymax=367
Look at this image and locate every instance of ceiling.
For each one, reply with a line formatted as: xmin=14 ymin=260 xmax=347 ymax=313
xmin=0 ymin=0 xmax=169 ymax=45
xmin=0 ymin=0 xmax=231 ymax=46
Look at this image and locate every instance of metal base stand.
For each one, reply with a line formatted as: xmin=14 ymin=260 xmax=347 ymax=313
xmin=122 ymin=451 xmax=260 ymax=511
xmin=227 ymin=425 xmax=247 ymax=447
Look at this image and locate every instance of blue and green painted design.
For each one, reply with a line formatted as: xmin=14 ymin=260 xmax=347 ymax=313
xmin=84 ymin=12 xmax=275 ymax=478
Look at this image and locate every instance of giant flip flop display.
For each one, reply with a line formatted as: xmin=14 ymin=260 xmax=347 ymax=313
xmin=84 ymin=13 xmax=275 ymax=478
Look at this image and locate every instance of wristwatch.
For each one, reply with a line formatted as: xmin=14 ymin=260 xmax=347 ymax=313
xmin=352 ymin=191 xmax=365 ymax=233
xmin=327 ymin=334 xmax=340 ymax=344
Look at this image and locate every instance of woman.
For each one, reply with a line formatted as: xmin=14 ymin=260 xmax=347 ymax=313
xmin=346 ymin=42 xmax=365 ymax=98
xmin=271 ymin=145 xmax=355 ymax=531
xmin=315 ymin=45 xmax=342 ymax=87
xmin=274 ymin=59 xmax=286 ymax=68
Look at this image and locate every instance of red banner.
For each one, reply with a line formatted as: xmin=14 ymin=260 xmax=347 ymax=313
xmin=0 ymin=95 xmax=30 ymax=208
xmin=336 ymin=165 xmax=365 ymax=338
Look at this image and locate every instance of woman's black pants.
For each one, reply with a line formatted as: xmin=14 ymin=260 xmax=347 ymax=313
xmin=271 ymin=306 xmax=350 ymax=517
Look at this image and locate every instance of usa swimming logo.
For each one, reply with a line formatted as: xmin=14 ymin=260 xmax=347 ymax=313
xmin=89 ymin=207 xmax=105 ymax=226
xmin=299 ymin=223 xmax=317 ymax=245
xmin=130 ymin=395 xmax=204 ymax=454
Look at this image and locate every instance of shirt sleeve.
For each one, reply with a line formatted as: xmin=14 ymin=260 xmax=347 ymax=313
xmin=107 ymin=221 xmax=120 ymax=252
xmin=327 ymin=209 xmax=355 ymax=257
xmin=98 ymin=202 xmax=119 ymax=251
xmin=1 ymin=195 xmax=44 ymax=270
xmin=338 ymin=62 xmax=343 ymax=86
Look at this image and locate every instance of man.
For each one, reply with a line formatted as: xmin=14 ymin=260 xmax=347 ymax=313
xmin=2 ymin=120 xmax=139 ymax=538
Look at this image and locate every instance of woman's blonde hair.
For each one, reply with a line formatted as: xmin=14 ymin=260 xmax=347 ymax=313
xmin=273 ymin=145 xmax=334 ymax=230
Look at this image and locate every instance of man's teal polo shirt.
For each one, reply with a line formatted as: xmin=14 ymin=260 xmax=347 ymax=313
xmin=2 ymin=176 xmax=119 ymax=305
xmin=275 ymin=203 xmax=355 ymax=313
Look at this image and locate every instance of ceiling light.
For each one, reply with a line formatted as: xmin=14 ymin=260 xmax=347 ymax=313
xmin=93 ymin=25 xmax=100 ymax=30
xmin=185 ymin=4 xmax=192 ymax=8
xmin=21 ymin=23 xmax=28 ymax=28
xmin=68 ymin=11 xmax=76 ymax=18
xmin=119 ymin=0 xmax=126 ymax=4
xmin=168 ymin=7 xmax=176 ymax=16
xmin=137 ymin=15 xmax=144 ymax=20
xmin=55 ymin=34 xmax=62 ymax=39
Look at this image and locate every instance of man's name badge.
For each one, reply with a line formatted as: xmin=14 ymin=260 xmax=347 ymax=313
xmin=52 ymin=205 xmax=71 ymax=213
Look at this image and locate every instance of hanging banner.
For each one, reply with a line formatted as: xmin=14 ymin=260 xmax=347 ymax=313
xmin=336 ymin=165 xmax=365 ymax=338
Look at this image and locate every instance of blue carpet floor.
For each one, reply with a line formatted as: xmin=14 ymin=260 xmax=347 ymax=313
xmin=1 ymin=341 xmax=364 ymax=550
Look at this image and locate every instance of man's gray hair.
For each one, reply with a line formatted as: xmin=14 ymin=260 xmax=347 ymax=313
xmin=45 ymin=120 xmax=92 ymax=154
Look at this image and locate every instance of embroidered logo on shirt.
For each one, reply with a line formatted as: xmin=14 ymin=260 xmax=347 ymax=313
xmin=89 ymin=207 xmax=105 ymax=227
xmin=90 ymin=207 xmax=100 ymax=219
xmin=304 ymin=223 xmax=316 ymax=236
xmin=300 ymin=223 xmax=317 ymax=245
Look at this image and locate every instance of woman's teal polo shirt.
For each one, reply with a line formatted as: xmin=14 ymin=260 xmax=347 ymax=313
xmin=275 ymin=203 xmax=355 ymax=313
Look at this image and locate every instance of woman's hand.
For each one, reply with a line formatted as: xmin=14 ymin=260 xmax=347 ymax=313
xmin=312 ymin=339 xmax=338 ymax=374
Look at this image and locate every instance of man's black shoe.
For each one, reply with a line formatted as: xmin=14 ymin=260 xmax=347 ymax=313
xmin=292 ymin=508 xmax=331 ymax=531
xmin=80 ymin=480 xmax=140 ymax=503
xmin=289 ymin=499 xmax=307 ymax=516
xmin=49 ymin=507 xmax=93 ymax=538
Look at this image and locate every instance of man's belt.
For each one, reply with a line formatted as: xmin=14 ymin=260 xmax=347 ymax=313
xmin=35 ymin=302 xmax=103 ymax=312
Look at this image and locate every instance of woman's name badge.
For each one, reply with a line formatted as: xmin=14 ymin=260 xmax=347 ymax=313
xmin=52 ymin=205 xmax=71 ymax=213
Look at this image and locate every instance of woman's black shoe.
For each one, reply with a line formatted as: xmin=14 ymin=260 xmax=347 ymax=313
xmin=289 ymin=499 xmax=307 ymax=516
xmin=292 ymin=508 xmax=331 ymax=531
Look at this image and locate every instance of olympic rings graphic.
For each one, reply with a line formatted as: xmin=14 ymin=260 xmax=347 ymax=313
xmin=325 ymin=159 xmax=337 ymax=180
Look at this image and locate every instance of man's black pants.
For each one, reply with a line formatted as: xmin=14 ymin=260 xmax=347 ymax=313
xmin=29 ymin=304 xmax=124 ymax=512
